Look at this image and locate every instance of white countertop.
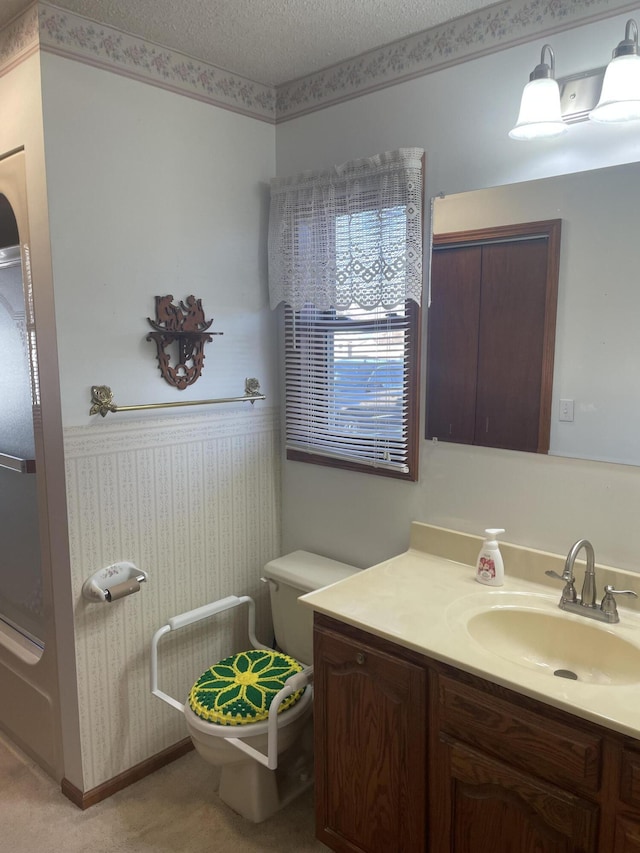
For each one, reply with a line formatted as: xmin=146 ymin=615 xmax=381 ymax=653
xmin=301 ymin=535 xmax=640 ymax=740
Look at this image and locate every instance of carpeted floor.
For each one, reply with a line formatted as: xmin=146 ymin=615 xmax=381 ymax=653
xmin=0 ymin=730 xmax=327 ymax=852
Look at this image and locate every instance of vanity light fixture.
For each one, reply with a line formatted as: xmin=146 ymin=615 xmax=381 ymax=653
xmin=589 ymin=19 xmax=640 ymax=123
xmin=510 ymin=19 xmax=640 ymax=139
xmin=509 ymin=44 xmax=568 ymax=140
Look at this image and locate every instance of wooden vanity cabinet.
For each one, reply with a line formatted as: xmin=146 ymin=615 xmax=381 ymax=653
xmin=313 ymin=613 xmax=640 ymax=853
xmin=616 ymin=748 xmax=640 ymax=851
xmin=615 ymin=816 xmax=640 ymax=852
xmin=431 ymin=671 xmax=601 ymax=853
xmin=313 ymin=615 xmax=428 ymax=853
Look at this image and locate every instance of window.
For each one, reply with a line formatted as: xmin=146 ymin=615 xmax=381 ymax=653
xmin=285 ymin=298 xmax=419 ymax=477
xmin=269 ymin=149 xmax=424 ymax=480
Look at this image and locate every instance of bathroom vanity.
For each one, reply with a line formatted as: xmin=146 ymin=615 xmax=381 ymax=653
xmin=302 ymin=523 xmax=640 ymax=853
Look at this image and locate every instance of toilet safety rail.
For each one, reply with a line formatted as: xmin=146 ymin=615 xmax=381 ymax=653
xmin=150 ymin=594 xmax=313 ymax=771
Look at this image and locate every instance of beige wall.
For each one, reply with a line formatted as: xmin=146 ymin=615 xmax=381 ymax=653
xmin=275 ymin=7 xmax=640 ymax=572
xmin=38 ymin=54 xmax=279 ymax=791
xmin=1 ymin=18 xmax=280 ymax=793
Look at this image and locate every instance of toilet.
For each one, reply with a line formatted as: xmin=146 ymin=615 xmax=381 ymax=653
xmin=150 ymin=550 xmax=357 ymax=822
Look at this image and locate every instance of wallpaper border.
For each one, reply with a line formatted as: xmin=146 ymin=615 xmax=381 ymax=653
xmin=277 ymin=0 xmax=640 ymax=120
xmin=1 ymin=1 xmax=639 ymax=121
xmin=37 ymin=2 xmax=276 ymax=123
xmin=0 ymin=4 xmax=39 ymax=78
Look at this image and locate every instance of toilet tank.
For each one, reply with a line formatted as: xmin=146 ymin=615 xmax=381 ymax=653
xmin=263 ymin=550 xmax=357 ymax=666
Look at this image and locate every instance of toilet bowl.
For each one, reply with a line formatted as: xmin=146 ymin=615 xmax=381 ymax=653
xmin=150 ymin=550 xmax=356 ymax=822
xmin=184 ymin=682 xmax=315 ymax=822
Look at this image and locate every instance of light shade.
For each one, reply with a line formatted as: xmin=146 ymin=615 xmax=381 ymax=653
xmin=589 ymin=56 xmax=640 ymax=122
xmin=590 ymin=19 xmax=640 ymax=123
xmin=509 ymin=44 xmax=568 ymax=141
xmin=509 ymin=77 xmax=568 ymax=140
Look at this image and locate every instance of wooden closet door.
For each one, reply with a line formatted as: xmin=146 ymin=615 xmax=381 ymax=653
xmin=426 ymin=245 xmax=481 ymax=444
xmin=474 ymin=238 xmax=549 ymax=452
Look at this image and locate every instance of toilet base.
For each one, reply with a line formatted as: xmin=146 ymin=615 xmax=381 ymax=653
xmin=217 ymin=719 xmax=314 ymax=823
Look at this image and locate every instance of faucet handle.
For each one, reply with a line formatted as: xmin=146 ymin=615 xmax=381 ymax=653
xmin=600 ymin=585 xmax=638 ymax=620
xmin=545 ymin=569 xmax=577 ymax=604
xmin=546 ymin=569 xmax=572 ymax=583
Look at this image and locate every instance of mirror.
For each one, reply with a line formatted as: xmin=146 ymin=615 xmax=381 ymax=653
xmin=431 ymin=160 xmax=640 ymax=467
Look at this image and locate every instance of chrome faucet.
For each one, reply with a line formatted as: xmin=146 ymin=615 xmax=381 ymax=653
xmin=546 ymin=538 xmax=637 ymax=624
xmin=570 ymin=538 xmax=596 ymax=607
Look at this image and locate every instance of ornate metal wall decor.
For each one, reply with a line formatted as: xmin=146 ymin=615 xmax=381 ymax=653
xmin=146 ymin=295 xmax=222 ymax=389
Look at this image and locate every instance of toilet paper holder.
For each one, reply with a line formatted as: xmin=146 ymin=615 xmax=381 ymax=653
xmin=82 ymin=561 xmax=148 ymax=603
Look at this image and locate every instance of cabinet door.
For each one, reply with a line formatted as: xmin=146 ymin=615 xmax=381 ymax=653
xmin=615 ymin=816 xmax=640 ymax=852
xmin=314 ymin=624 xmax=427 ymax=853
xmin=433 ymin=737 xmax=599 ymax=853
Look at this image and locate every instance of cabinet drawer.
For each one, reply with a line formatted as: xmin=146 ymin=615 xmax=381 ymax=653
xmin=437 ymin=674 xmax=602 ymax=793
xmin=621 ymin=749 xmax=640 ymax=810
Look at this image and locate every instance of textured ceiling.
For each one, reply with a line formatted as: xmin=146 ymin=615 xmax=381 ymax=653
xmin=2 ymin=0 xmax=501 ymax=85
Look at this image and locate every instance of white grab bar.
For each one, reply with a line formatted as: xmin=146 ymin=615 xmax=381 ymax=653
xmin=224 ymin=666 xmax=313 ymax=770
xmin=150 ymin=624 xmax=183 ymax=712
xmin=168 ymin=595 xmax=252 ymax=631
xmin=150 ymin=593 xmax=309 ymax=769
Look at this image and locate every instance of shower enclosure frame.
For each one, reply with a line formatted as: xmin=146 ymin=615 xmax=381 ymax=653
xmin=0 ymin=147 xmax=72 ymax=783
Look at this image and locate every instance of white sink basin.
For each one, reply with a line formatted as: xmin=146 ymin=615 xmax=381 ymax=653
xmin=449 ymin=592 xmax=640 ymax=686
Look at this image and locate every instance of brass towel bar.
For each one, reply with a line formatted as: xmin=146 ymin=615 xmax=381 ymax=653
xmin=90 ymin=378 xmax=265 ymax=418
xmin=0 ymin=452 xmax=36 ymax=474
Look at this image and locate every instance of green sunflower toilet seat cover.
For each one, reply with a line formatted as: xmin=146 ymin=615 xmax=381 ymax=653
xmin=188 ymin=648 xmax=306 ymax=726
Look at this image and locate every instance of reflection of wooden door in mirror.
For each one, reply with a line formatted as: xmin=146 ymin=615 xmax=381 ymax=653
xmin=426 ymin=220 xmax=561 ymax=453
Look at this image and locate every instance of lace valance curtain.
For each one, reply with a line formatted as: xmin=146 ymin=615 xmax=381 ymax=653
xmin=268 ymin=148 xmax=424 ymax=312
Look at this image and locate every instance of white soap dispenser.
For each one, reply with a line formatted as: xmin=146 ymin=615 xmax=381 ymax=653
xmin=475 ymin=529 xmax=506 ymax=587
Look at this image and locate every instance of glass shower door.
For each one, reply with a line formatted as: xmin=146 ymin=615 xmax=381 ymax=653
xmin=0 ymin=242 xmax=44 ymax=647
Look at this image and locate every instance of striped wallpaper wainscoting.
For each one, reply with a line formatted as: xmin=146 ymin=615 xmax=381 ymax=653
xmin=64 ymin=405 xmax=281 ymax=791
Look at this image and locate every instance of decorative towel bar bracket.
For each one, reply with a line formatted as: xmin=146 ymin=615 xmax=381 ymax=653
xmin=90 ymin=378 xmax=265 ymax=417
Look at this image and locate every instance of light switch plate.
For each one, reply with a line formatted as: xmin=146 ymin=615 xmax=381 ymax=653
xmin=559 ymin=398 xmax=574 ymax=422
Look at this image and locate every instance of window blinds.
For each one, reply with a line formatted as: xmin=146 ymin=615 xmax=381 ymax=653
xmin=284 ymin=302 xmax=417 ymax=472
